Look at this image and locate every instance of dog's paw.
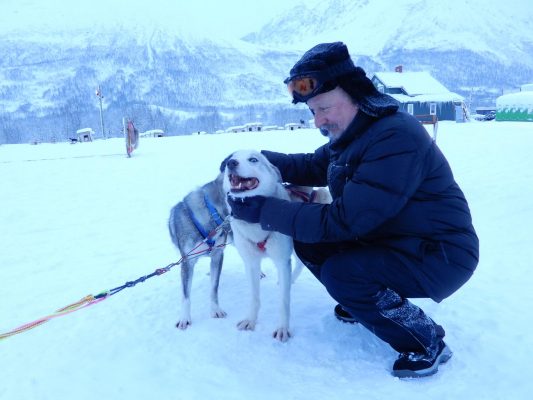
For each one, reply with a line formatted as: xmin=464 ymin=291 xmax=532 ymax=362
xmin=176 ymin=319 xmax=191 ymax=330
xmin=272 ymin=327 xmax=292 ymax=342
xmin=211 ymin=308 xmax=227 ymax=319
xmin=237 ymin=319 xmax=256 ymax=331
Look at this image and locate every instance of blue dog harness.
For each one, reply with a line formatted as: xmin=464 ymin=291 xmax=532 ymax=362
xmin=186 ymin=192 xmax=226 ymax=248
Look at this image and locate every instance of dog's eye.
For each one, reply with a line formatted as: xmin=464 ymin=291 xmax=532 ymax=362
xmin=248 ymin=157 xmax=258 ymax=163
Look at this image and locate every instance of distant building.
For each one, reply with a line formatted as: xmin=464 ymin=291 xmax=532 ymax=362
xmin=262 ymin=125 xmax=279 ymax=131
xmin=496 ymin=84 xmax=533 ymax=122
xmin=284 ymin=122 xmax=306 ymax=131
xmin=226 ymin=125 xmax=246 ymax=133
xmin=142 ymin=129 xmax=165 ymax=137
xmin=76 ymin=128 xmax=94 ymax=142
xmin=244 ymin=122 xmax=263 ymax=132
xmin=371 ymin=71 xmax=467 ymax=122
xmin=225 ymin=123 xmax=263 ymax=133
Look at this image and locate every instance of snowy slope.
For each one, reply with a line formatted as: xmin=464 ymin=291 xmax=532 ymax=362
xmin=1 ymin=120 xmax=532 ymax=399
xmin=245 ymin=0 xmax=533 ymax=63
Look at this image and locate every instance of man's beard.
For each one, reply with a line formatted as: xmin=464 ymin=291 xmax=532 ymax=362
xmin=319 ymin=124 xmax=340 ymax=141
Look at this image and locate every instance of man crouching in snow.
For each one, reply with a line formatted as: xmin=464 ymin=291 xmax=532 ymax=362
xmin=227 ymin=41 xmax=479 ymax=378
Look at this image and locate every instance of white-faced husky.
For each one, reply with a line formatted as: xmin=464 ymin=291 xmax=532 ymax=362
xmin=223 ymin=149 xmax=295 ymax=342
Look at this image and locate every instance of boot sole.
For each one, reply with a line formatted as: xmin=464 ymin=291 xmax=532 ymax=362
xmin=335 ymin=314 xmax=358 ymax=324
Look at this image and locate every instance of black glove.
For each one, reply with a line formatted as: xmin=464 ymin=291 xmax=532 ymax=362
xmin=227 ymin=195 xmax=267 ymax=224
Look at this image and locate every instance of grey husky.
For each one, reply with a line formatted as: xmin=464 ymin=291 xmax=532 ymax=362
xmin=168 ymin=173 xmax=231 ymax=329
xmin=168 ymin=160 xmax=331 ymax=332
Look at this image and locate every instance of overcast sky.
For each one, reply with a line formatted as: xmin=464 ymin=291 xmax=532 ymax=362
xmin=0 ymin=0 xmax=313 ymax=39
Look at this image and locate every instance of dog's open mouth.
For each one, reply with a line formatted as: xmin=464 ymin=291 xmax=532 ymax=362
xmin=229 ymin=174 xmax=259 ymax=193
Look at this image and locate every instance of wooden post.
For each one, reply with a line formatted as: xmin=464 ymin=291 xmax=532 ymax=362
xmin=96 ymin=85 xmax=105 ymax=139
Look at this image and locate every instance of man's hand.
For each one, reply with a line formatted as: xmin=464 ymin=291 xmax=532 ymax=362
xmin=227 ymin=195 xmax=267 ymax=224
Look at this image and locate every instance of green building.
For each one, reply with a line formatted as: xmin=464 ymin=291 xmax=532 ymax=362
xmin=496 ymin=84 xmax=533 ymax=121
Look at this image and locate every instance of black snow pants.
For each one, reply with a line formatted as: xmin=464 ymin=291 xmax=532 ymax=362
xmin=294 ymin=241 xmax=452 ymax=354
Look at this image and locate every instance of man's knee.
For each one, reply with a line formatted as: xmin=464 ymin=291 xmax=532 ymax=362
xmin=294 ymin=240 xmax=346 ymax=270
xmin=294 ymin=241 xmax=325 ymax=267
xmin=320 ymin=252 xmax=378 ymax=301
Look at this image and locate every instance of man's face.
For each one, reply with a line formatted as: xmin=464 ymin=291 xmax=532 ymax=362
xmin=307 ymin=87 xmax=359 ymax=141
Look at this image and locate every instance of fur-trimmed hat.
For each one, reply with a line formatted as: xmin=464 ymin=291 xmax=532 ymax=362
xmin=285 ymin=42 xmax=399 ymax=117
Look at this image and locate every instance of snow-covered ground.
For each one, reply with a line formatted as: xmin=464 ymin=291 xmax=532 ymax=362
xmin=1 ymin=121 xmax=532 ymax=400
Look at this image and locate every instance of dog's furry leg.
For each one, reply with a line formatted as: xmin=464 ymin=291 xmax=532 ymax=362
xmin=237 ymin=257 xmax=262 ymax=331
xmin=176 ymin=259 xmax=195 ymax=329
xmin=209 ymin=248 xmax=227 ymax=318
xmin=273 ymin=258 xmax=292 ymax=342
xmin=291 ymin=255 xmax=304 ymax=284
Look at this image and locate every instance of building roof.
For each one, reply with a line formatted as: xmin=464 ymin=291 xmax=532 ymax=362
xmin=390 ymin=93 xmax=464 ymax=103
xmin=497 ymin=91 xmax=533 ymax=107
xmin=372 ymin=71 xmax=464 ymax=102
xmin=373 ymin=72 xmax=450 ymax=96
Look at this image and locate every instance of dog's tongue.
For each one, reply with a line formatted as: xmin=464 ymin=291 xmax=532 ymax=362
xmin=230 ymin=175 xmax=259 ymax=191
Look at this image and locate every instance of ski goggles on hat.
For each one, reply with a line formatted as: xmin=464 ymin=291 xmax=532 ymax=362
xmin=285 ymin=72 xmax=337 ymax=103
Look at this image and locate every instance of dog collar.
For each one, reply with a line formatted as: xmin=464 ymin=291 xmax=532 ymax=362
xmin=284 ymin=184 xmax=317 ymax=203
xmin=256 ymin=234 xmax=271 ymax=252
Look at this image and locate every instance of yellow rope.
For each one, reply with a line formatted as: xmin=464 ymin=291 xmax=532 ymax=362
xmin=0 ymin=295 xmax=105 ymax=341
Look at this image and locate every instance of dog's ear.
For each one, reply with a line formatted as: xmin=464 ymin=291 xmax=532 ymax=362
xmin=271 ymin=164 xmax=283 ymax=184
xmin=259 ymin=151 xmax=283 ymax=183
xmin=219 ymin=153 xmax=233 ymax=173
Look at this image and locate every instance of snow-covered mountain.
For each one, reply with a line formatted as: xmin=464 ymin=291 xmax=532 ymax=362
xmin=0 ymin=26 xmax=303 ymax=143
xmin=1 ymin=0 xmax=532 ymax=143
xmin=244 ymin=0 xmax=533 ymax=63
xmin=244 ymin=0 xmax=533 ymax=103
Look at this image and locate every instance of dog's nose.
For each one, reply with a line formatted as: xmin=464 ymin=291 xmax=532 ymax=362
xmin=227 ymin=159 xmax=239 ymax=170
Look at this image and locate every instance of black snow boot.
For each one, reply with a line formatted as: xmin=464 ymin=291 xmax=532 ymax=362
xmin=334 ymin=304 xmax=358 ymax=324
xmin=392 ymin=340 xmax=452 ymax=378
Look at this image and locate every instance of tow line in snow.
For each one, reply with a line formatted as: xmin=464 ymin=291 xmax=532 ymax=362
xmin=0 ymin=223 xmax=230 ymax=341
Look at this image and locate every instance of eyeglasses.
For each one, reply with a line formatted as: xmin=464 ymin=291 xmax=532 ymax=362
xmin=285 ymin=72 xmax=335 ymax=103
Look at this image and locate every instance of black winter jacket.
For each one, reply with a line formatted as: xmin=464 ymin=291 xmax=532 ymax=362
xmin=260 ymin=111 xmax=479 ymax=300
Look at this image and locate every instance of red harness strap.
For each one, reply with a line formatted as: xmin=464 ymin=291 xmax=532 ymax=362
xmin=286 ymin=188 xmax=312 ymax=203
xmin=256 ymin=234 xmax=270 ymax=251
